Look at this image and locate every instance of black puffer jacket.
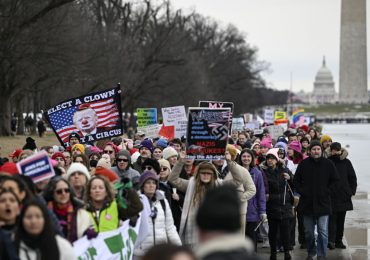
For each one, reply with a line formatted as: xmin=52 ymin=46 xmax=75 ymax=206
xmin=263 ymin=165 xmax=294 ymax=220
xmin=294 ymin=156 xmax=339 ymax=216
xmin=328 ymin=149 xmax=357 ymax=212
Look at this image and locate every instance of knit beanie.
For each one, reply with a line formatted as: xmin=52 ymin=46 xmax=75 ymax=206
xmin=276 ymin=136 xmax=288 ymax=144
xmin=320 ymin=135 xmax=332 ymax=144
xmin=104 ymin=142 xmax=119 ymax=154
xmin=66 ymin=163 xmax=90 ymax=180
xmin=96 ymin=158 xmax=111 ymax=169
xmin=162 ymin=147 xmax=178 ymax=160
xmin=156 ymin=138 xmax=168 ymax=149
xmin=142 ymin=158 xmax=161 ymax=175
xmin=260 ymin=137 xmax=272 ymax=148
xmin=139 ymin=170 xmax=159 ymax=188
xmin=226 ymin=144 xmax=238 ymax=161
xmin=95 ymin=167 xmax=119 ymax=183
xmin=196 ymin=185 xmax=241 ymax=232
xmin=274 ymin=141 xmax=287 ymax=151
xmin=309 ymin=140 xmax=322 ymax=151
xmin=139 ymin=139 xmax=154 ymax=153
xmin=72 ymin=144 xmax=85 ymax=154
xmin=158 ymin=159 xmax=171 ymax=170
xmin=0 ymin=162 xmax=19 ymax=175
xmin=51 ymin=152 xmax=66 ymax=163
xmin=288 ymin=140 xmax=302 ymax=154
xmin=330 ymin=142 xmax=341 ymax=151
xmin=266 ymin=148 xmax=280 ymax=161
xmin=116 ymin=150 xmax=132 ymax=166
xmin=23 ymin=137 xmax=37 ymax=151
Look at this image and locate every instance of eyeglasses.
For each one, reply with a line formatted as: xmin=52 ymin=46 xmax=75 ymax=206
xmin=55 ymin=188 xmax=70 ymax=195
xmin=117 ymin=158 xmax=129 ymax=162
xmin=142 ymin=166 xmax=153 ymax=171
xmin=104 ymin=150 xmax=114 ymax=154
xmin=160 ymin=167 xmax=168 ymax=171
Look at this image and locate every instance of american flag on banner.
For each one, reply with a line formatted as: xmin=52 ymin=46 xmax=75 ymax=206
xmin=48 ymin=98 xmax=120 ymax=143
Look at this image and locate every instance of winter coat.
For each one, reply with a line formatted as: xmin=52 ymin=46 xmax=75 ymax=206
xmin=168 ymin=160 xmax=251 ymax=248
xmin=246 ymin=167 xmax=266 ymax=222
xmin=224 ymin=162 xmax=256 ymax=234
xmin=294 ymin=156 xmax=339 ymax=216
xmin=134 ymin=191 xmax=181 ymax=257
xmin=132 ymin=156 xmax=145 ymax=173
xmin=263 ymin=165 xmax=294 ymax=220
xmin=328 ymin=149 xmax=357 ymax=212
xmin=111 ymin=166 xmax=140 ymax=186
xmin=196 ymin=233 xmax=258 ymax=260
xmin=19 ymin=235 xmax=77 ymax=260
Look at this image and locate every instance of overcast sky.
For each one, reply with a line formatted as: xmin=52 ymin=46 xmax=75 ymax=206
xmin=171 ymin=0 xmax=370 ymax=93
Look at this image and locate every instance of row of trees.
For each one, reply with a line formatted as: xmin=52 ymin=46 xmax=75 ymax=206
xmin=0 ymin=0 xmax=289 ymax=136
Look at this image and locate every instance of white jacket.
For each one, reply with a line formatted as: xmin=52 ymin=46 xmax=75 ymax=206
xmin=19 ymin=235 xmax=77 ymax=260
xmin=76 ymin=208 xmax=94 ymax=239
xmin=134 ymin=190 xmax=181 ymax=257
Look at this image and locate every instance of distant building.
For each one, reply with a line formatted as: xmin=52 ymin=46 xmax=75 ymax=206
xmin=311 ymin=57 xmax=337 ymax=104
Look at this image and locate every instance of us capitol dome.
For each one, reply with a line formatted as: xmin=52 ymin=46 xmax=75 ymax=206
xmin=311 ymin=57 xmax=337 ymax=104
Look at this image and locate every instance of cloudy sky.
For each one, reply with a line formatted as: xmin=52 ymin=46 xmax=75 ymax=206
xmin=171 ymin=0 xmax=370 ymax=93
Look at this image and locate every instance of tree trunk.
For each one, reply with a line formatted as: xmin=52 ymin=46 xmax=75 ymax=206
xmin=16 ymin=98 xmax=25 ymax=135
xmin=0 ymin=94 xmax=12 ymax=136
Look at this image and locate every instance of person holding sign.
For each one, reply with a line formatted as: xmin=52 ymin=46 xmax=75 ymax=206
xmin=168 ymin=151 xmax=251 ymax=249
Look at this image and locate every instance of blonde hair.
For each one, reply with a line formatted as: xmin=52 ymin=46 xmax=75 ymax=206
xmin=192 ymin=162 xmax=217 ymax=206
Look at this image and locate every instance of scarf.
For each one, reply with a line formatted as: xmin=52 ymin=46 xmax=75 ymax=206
xmin=48 ymin=201 xmax=77 ymax=242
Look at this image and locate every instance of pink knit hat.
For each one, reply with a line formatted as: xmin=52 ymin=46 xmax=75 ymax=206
xmin=288 ymin=140 xmax=302 ymax=154
xmin=266 ymin=148 xmax=279 ymax=160
xmin=260 ymin=137 xmax=272 ymax=148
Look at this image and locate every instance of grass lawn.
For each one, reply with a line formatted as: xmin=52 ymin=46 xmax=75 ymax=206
xmin=0 ymin=131 xmax=59 ymax=159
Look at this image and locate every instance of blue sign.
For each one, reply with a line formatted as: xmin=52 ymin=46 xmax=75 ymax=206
xmin=17 ymin=151 xmax=55 ymax=183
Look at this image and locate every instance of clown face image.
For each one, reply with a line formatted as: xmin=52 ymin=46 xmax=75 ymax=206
xmin=73 ymin=108 xmax=98 ymax=135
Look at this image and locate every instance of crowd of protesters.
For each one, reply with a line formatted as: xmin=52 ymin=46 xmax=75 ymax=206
xmin=0 ymin=121 xmax=357 ymax=260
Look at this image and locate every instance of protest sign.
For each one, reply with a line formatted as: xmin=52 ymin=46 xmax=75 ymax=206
xmin=267 ymin=125 xmax=285 ymax=140
xmin=44 ymin=86 xmax=123 ymax=147
xmin=159 ymin=124 xmax=175 ymax=140
xmin=274 ymin=111 xmax=287 ymax=121
xmin=17 ymin=151 xmax=55 ymax=183
xmin=136 ymin=108 xmax=157 ymax=127
xmin=231 ymin=117 xmax=245 ymax=131
xmin=264 ymin=109 xmax=274 ymax=124
xmin=161 ymin=106 xmax=187 ymax=137
xmin=186 ymin=107 xmax=231 ymax=160
xmin=137 ymin=124 xmax=161 ymax=139
xmin=74 ymin=220 xmax=139 ymax=260
xmin=245 ymin=121 xmax=260 ymax=130
xmin=199 ymin=101 xmax=234 ymax=133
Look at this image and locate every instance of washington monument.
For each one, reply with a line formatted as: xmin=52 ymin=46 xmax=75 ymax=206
xmin=339 ymin=0 xmax=368 ymax=103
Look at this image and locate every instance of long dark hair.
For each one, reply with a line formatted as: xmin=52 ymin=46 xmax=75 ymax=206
xmin=238 ymin=148 xmax=256 ymax=168
xmin=14 ymin=199 xmax=59 ymax=260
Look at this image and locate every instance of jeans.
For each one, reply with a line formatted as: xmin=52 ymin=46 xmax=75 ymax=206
xmin=303 ymin=215 xmax=329 ymax=257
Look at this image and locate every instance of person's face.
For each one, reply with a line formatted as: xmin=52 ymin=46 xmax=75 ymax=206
xmin=117 ymin=156 xmax=129 ymax=170
xmin=331 ymin=149 xmax=341 ymax=156
xmin=0 ymin=192 xmax=20 ymax=224
xmin=63 ymin=152 xmax=72 ymax=166
xmin=139 ymin=147 xmax=151 ymax=158
xmin=261 ymin=146 xmax=269 ymax=155
xmin=168 ymin=156 xmax=177 ymax=166
xmin=171 ymin=143 xmax=182 ymax=153
xmin=143 ymin=179 xmax=157 ymax=197
xmin=309 ymin=130 xmax=316 ymax=138
xmin=287 ymin=148 xmax=294 ymax=157
xmin=231 ymin=131 xmax=238 ymax=139
xmin=2 ymin=180 xmax=26 ymax=202
xmin=46 ymin=148 xmax=54 ymax=157
xmin=171 ymin=252 xmax=195 ymax=260
xmin=72 ymin=148 xmax=82 ymax=156
xmin=20 ymin=153 xmax=30 ymax=161
xmin=277 ymin=149 xmax=285 ymax=159
xmin=55 ymin=156 xmax=65 ymax=168
xmin=199 ymin=170 xmax=213 ymax=184
xmin=253 ymin=145 xmax=260 ymax=153
xmin=266 ymin=155 xmax=277 ymax=167
xmin=74 ymin=156 xmax=84 ymax=164
xmin=302 ymin=141 xmax=309 ymax=148
xmin=53 ymin=181 xmax=70 ymax=205
xmin=241 ymin=152 xmax=252 ymax=167
xmin=212 ymin=159 xmax=224 ymax=167
xmin=74 ymin=109 xmax=98 ymax=133
xmin=159 ymin=166 xmax=170 ymax=180
xmin=69 ymin=172 xmax=87 ymax=188
xmin=103 ymin=145 xmax=115 ymax=162
xmin=23 ymin=206 xmax=45 ymax=236
xmin=69 ymin=137 xmax=80 ymax=146
xmin=35 ymin=179 xmax=49 ymax=193
xmin=288 ymin=136 xmax=298 ymax=143
xmin=90 ymin=179 xmax=107 ymax=203
xmin=310 ymin=146 xmax=322 ymax=159
xmin=322 ymin=141 xmax=331 ymax=149
xmin=238 ymin=134 xmax=246 ymax=144
xmin=184 ymin=158 xmax=194 ymax=166
xmin=153 ymin=148 xmax=163 ymax=160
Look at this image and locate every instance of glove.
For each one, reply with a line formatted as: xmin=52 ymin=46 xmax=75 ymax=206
xmin=260 ymin=213 xmax=268 ymax=222
xmin=85 ymin=228 xmax=98 ymax=240
xmin=121 ymin=177 xmax=131 ymax=185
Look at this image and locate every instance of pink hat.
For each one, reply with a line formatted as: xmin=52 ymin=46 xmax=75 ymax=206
xmin=260 ymin=137 xmax=272 ymax=148
xmin=288 ymin=140 xmax=302 ymax=154
xmin=266 ymin=148 xmax=279 ymax=160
